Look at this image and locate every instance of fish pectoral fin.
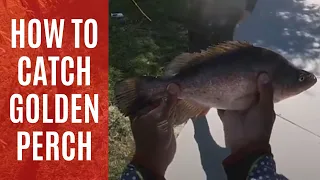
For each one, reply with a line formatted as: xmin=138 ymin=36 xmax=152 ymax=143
xmin=169 ymin=99 xmax=210 ymax=126
xmin=164 ymin=41 xmax=253 ymax=76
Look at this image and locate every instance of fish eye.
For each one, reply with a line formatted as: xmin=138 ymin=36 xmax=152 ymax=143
xmin=299 ymin=76 xmax=305 ymax=82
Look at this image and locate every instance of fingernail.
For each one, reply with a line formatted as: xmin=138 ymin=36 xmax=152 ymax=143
xmin=259 ymin=73 xmax=270 ymax=84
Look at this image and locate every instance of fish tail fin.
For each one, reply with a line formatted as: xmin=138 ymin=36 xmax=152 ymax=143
xmin=114 ymin=76 xmax=164 ymax=116
xmin=114 ymin=77 xmax=140 ymax=116
xmin=169 ymin=99 xmax=210 ymax=126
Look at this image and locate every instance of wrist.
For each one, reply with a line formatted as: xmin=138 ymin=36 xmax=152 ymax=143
xmin=226 ymin=141 xmax=271 ymax=163
xmin=131 ymin=153 xmax=167 ymax=179
xmin=230 ymin=139 xmax=270 ymax=153
xmin=222 ymin=142 xmax=272 ymax=180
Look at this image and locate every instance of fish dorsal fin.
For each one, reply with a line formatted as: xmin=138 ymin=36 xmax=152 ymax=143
xmin=164 ymin=41 xmax=253 ymax=76
xmin=202 ymin=41 xmax=253 ymax=57
xmin=164 ymin=52 xmax=200 ymax=76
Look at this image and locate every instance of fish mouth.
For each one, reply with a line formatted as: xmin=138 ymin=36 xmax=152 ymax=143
xmin=310 ymin=74 xmax=318 ymax=86
xmin=301 ymin=70 xmax=317 ymax=85
xmin=300 ymin=75 xmax=317 ymax=95
xmin=304 ymin=72 xmax=318 ymax=86
xmin=303 ymin=75 xmax=317 ymax=92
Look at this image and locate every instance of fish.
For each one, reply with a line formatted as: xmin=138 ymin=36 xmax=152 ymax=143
xmin=114 ymin=41 xmax=317 ymax=125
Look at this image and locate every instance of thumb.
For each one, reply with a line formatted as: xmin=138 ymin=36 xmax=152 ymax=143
xmin=161 ymin=83 xmax=179 ymax=120
xmin=257 ymin=73 xmax=274 ymax=108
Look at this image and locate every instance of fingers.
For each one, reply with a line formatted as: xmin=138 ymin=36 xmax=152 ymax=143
xmin=160 ymin=83 xmax=179 ymax=119
xmin=129 ymin=99 xmax=161 ymax=121
xmin=139 ymin=83 xmax=179 ymax=120
xmin=134 ymin=100 xmax=161 ymax=118
xmin=257 ymin=73 xmax=274 ymax=110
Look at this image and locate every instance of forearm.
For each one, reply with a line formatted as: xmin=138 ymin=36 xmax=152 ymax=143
xmin=245 ymin=0 xmax=258 ymax=13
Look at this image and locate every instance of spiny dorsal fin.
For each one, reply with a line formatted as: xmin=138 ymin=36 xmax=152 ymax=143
xmin=201 ymin=41 xmax=253 ymax=57
xmin=164 ymin=41 xmax=253 ymax=76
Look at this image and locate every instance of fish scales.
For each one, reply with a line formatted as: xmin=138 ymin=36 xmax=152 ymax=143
xmin=115 ymin=41 xmax=317 ymax=125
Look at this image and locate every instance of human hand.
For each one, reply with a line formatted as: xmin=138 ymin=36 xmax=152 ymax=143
xmin=129 ymin=83 xmax=180 ymax=176
xmin=217 ymin=73 xmax=276 ymax=153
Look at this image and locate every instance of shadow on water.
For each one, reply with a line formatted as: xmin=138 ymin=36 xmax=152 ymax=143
xmin=235 ymin=0 xmax=320 ymax=75
xmin=191 ymin=116 xmax=230 ymax=180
